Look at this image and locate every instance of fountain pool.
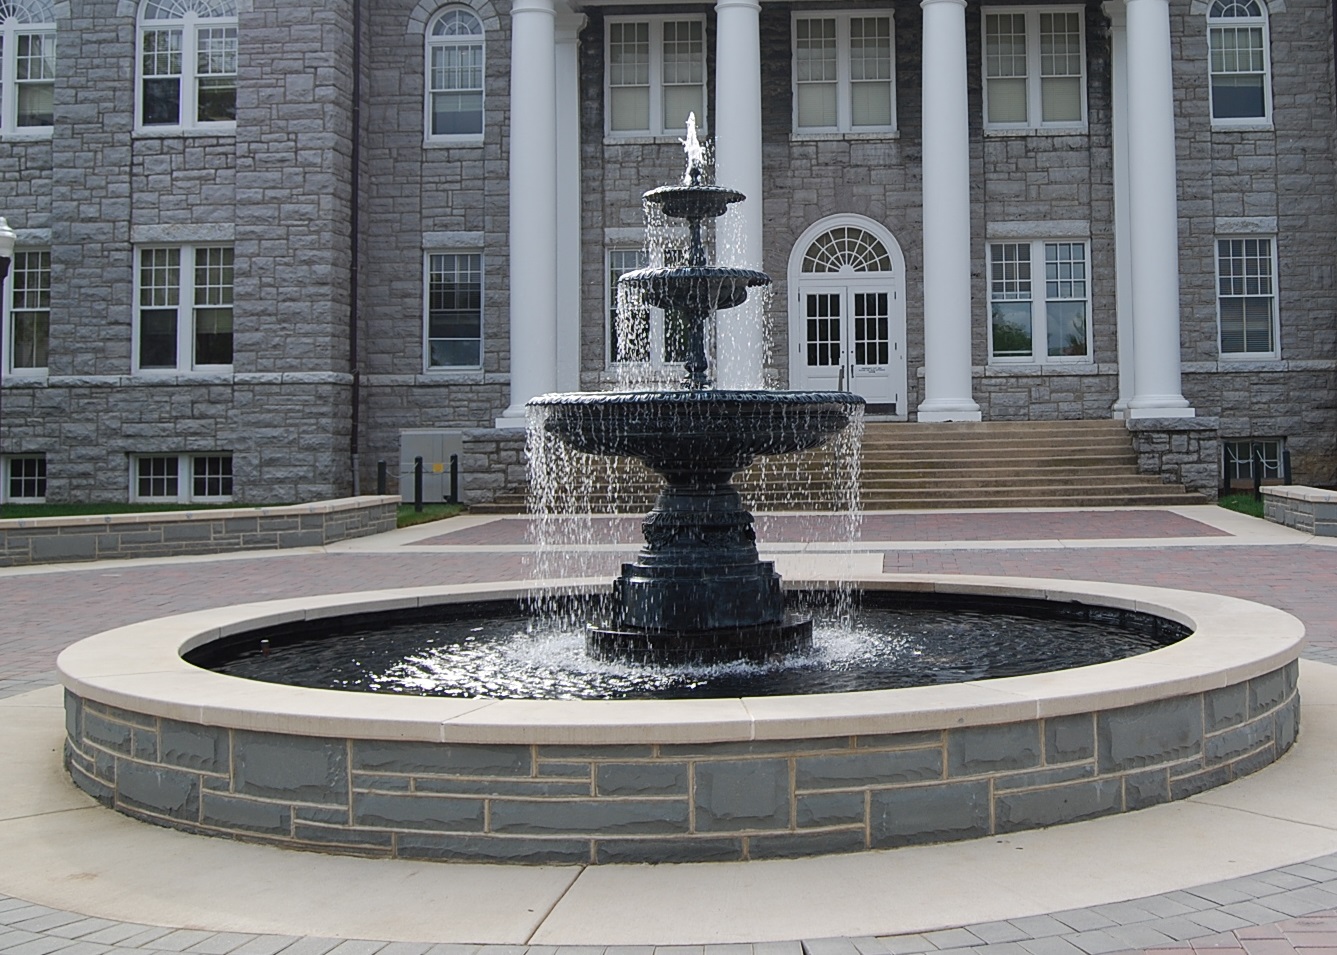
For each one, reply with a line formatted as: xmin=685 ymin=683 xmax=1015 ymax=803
xmin=58 ymin=575 xmax=1301 ymax=864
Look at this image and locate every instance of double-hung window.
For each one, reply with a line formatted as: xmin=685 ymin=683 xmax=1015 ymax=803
xmin=793 ymin=13 xmax=895 ymax=133
xmin=3 ymin=454 xmax=46 ymax=502
xmin=135 ymin=245 xmax=234 ymax=372
xmin=138 ymin=0 xmax=237 ymax=131
xmin=425 ymin=252 xmax=482 ymax=369
xmin=606 ymin=16 xmax=705 ymax=136
xmin=988 ymin=240 xmax=1091 ymax=362
xmin=1216 ymin=236 xmax=1277 ymax=357
xmin=0 ymin=0 xmax=55 ymax=135
xmin=426 ymin=8 xmax=484 ymax=140
xmin=132 ymin=453 xmax=233 ymax=502
xmin=7 ymin=248 xmax=48 ymax=374
xmin=607 ymin=246 xmax=689 ymax=368
xmin=983 ymin=7 xmax=1085 ymax=130
xmin=1207 ymin=0 xmax=1270 ymax=123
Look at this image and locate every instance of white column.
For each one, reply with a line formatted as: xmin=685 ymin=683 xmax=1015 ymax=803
xmin=1124 ymin=0 xmax=1194 ymax=418
xmin=917 ymin=0 xmax=980 ymax=422
xmin=713 ymin=0 xmax=765 ymax=390
xmin=497 ymin=0 xmax=559 ymax=428
xmin=1105 ymin=1 xmax=1136 ymax=414
xmin=554 ymin=13 xmax=585 ymax=393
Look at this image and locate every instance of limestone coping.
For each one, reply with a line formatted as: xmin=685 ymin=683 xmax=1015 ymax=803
xmin=0 ymin=495 xmax=401 ymax=531
xmin=1262 ymin=485 xmax=1337 ymax=503
xmin=56 ymin=575 xmax=1305 ymax=746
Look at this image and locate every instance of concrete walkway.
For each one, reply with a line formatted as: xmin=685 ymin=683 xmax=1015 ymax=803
xmin=3 ymin=505 xmax=1337 ymax=955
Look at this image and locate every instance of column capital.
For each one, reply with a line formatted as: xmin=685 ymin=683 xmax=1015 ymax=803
xmin=714 ymin=0 xmax=761 ymax=12
xmin=1101 ymin=0 xmax=1127 ymax=26
xmin=920 ymin=0 xmax=967 ymax=10
xmin=555 ymin=11 xmax=586 ymax=41
xmin=511 ymin=0 xmax=555 ymax=18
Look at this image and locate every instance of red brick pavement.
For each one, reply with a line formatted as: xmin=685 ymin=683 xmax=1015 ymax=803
xmin=420 ymin=510 xmax=1230 ymax=545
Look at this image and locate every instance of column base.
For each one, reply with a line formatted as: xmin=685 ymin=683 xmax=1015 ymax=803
xmin=494 ymin=407 xmax=529 ymax=430
xmin=916 ymin=398 xmax=982 ymax=423
xmin=1126 ymin=395 xmax=1195 ymax=420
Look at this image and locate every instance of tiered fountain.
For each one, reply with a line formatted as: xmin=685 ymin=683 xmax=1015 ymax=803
xmin=530 ymin=119 xmax=863 ymax=663
xmin=55 ymin=123 xmax=1303 ymax=867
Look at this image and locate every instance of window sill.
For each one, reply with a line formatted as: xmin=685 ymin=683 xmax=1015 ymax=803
xmin=983 ymin=125 xmax=1088 ymax=138
xmin=1 ymin=129 xmax=53 ymax=142
xmin=982 ymin=361 xmax=1106 ymax=376
xmin=790 ymin=130 xmax=899 ymax=142
xmin=603 ymin=134 xmax=698 ymax=146
xmin=1211 ymin=121 xmax=1273 ymax=133
xmin=133 ymin=126 xmax=237 ymax=140
xmin=424 ymin=137 xmax=485 ymax=149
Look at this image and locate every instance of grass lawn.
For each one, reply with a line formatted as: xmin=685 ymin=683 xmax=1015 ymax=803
xmin=397 ymin=503 xmax=465 ymax=527
xmin=1218 ymin=492 xmax=1265 ymax=518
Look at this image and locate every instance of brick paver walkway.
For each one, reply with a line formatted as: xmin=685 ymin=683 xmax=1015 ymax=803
xmin=2 ymin=508 xmax=1335 ymax=955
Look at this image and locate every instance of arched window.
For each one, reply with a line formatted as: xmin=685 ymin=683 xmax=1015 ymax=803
xmin=0 ymin=0 xmax=56 ymax=134
xmin=1207 ymin=0 xmax=1270 ymax=123
xmin=801 ymin=227 xmax=893 ymax=274
xmin=426 ymin=7 xmax=483 ymax=139
xmin=138 ymin=0 xmax=237 ymax=130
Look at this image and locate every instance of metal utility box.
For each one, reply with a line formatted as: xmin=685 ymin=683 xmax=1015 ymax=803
xmin=399 ymin=429 xmax=465 ymax=503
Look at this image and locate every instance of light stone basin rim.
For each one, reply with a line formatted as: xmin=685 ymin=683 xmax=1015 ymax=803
xmin=56 ymin=574 xmax=1305 ymax=746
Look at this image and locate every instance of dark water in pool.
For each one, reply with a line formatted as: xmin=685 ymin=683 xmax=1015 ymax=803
xmin=193 ymin=596 xmax=1186 ymax=700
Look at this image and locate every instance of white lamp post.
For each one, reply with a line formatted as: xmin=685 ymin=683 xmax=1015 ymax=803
xmin=0 ymin=217 xmax=16 ymax=517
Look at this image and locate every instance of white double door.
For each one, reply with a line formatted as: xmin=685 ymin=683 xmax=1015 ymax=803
xmin=792 ymin=282 xmax=905 ymax=412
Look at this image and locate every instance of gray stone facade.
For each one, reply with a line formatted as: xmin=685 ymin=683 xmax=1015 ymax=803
xmin=63 ymin=659 xmax=1301 ymax=863
xmin=4 ymin=0 xmax=1336 ymax=504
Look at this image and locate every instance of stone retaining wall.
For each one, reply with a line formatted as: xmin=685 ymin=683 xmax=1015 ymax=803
xmin=0 ymin=496 xmax=399 ymax=567
xmin=1127 ymin=417 xmax=1221 ymax=501
xmin=1263 ymin=486 xmax=1337 ymax=536
xmin=63 ymin=660 xmax=1299 ymax=865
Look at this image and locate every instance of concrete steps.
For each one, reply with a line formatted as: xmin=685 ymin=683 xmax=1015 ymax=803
xmin=470 ymin=418 xmax=1208 ymax=513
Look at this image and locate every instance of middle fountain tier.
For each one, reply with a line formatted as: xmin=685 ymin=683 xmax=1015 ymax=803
xmin=529 ymin=134 xmax=863 ymax=664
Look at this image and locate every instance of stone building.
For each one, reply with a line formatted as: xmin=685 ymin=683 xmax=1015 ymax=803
xmin=0 ymin=0 xmax=1332 ymax=506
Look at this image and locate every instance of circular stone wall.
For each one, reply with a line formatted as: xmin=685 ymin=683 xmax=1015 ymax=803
xmin=57 ymin=576 xmax=1304 ymax=865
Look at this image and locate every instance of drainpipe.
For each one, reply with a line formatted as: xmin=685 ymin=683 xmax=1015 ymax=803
xmin=348 ymin=0 xmax=363 ymax=495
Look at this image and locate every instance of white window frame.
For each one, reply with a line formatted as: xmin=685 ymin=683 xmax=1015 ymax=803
xmin=604 ymin=15 xmax=707 ymax=138
xmin=130 ymin=452 xmax=233 ymax=503
xmin=2 ymin=454 xmax=46 ymax=503
xmin=0 ymin=0 xmax=55 ymax=138
xmin=981 ymin=6 xmax=1086 ymax=132
xmin=606 ymin=244 xmax=692 ymax=371
xmin=136 ymin=0 xmax=238 ymax=134
xmin=423 ymin=251 xmax=483 ymax=371
xmin=1207 ymin=0 xmax=1272 ymax=126
xmin=133 ymin=243 xmax=235 ymax=374
xmin=1215 ymin=235 xmax=1279 ymax=359
xmin=986 ymin=238 xmax=1093 ymax=364
xmin=425 ymin=6 xmax=485 ymax=144
xmin=6 ymin=247 xmax=49 ymax=377
xmin=791 ymin=12 xmax=896 ymax=134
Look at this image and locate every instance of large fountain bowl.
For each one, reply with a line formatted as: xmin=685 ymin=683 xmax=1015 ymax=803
xmin=532 ymin=390 xmax=864 ymax=475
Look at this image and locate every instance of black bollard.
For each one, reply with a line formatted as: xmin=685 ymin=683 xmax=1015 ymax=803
xmin=414 ymin=455 xmax=424 ymax=512
xmin=448 ymin=454 xmax=459 ymax=504
xmin=376 ymin=460 xmax=387 ymax=495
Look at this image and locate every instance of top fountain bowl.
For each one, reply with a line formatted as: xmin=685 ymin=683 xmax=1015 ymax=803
xmin=530 ymin=390 xmax=864 ymax=474
xmin=643 ymin=183 xmax=746 ymax=220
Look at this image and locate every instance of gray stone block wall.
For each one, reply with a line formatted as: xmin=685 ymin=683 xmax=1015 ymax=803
xmin=1126 ymin=417 xmax=1221 ymax=499
xmin=0 ymin=497 xmax=396 ymax=566
xmin=6 ymin=0 xmax=1336 ymax=506
xmin=65 ymin=659 xmax=1299 ymax=864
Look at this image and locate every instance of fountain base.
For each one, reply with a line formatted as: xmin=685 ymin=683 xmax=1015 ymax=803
xmin=587 ymin=615 xmax=813 ymax=664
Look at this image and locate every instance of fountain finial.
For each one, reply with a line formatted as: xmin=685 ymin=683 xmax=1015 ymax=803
xmin=680 ymin=113 xmax=705 ymax=185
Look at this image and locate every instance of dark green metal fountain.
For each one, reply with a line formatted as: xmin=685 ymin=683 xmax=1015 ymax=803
xmin=529 ymin=121 xmax=863 ymax=664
